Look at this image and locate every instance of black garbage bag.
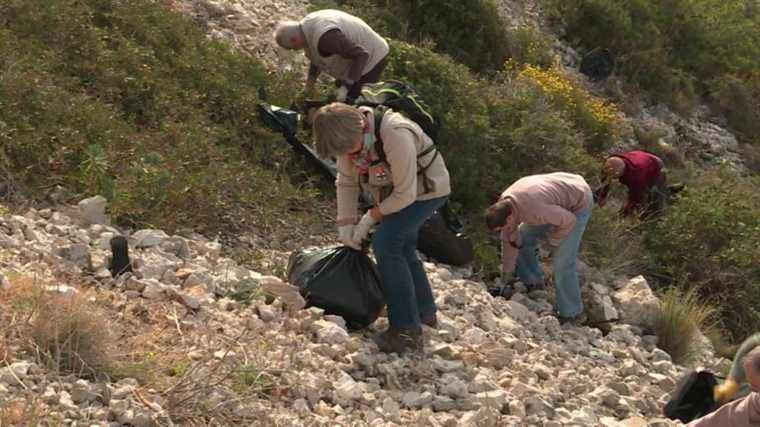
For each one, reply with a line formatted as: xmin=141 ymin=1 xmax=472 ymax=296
xmin=417 ymin=210 xmax=474 ymax=266
xmin=287 ymin=246 xmax=385 ymax=330
xmin=663 ymin=370 xmax=720 ymax=423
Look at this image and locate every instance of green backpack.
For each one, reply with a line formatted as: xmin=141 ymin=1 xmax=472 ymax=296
xmin=353 ymin=80 xmax=441 ymax=195
xmin=354 ymin=80 xmax=440 ymax=141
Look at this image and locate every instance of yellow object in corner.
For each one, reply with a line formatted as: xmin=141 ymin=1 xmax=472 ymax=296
xmin=714 ymin=379 xmax=741 ymax=405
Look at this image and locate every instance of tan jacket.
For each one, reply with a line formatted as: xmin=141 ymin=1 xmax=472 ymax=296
xmin=336 ymin=107 xmax=450 ymax=224
xmin=300 ymin=10 xmax=389 ymax=82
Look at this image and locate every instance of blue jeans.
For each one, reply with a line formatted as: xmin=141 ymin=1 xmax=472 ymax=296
xmin=372 ymin=196 xmax=448 ymax=329
xmin=514 ymin=202 xmax=593 ymax=317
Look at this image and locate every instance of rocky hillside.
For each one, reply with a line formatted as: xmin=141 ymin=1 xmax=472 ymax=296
xmin=0 ymin=197 xmax=728 ymax=425
xmin=1 ymin=0 xmax=753 ymax=425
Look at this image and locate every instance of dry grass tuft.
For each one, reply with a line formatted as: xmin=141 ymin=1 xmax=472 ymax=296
xmin=29 ymin=290 xmax=114 ymax=380
xmin=582 ymin=207 xmax=648 ymax=278
xmin=654 ymin=286 xmax=715 ymax=364
xmin=0 ymin=274 xmax=114 ymax=380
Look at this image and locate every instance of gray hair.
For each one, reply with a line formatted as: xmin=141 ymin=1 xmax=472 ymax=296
xmin=274 ymin=21 xmax=303 ymax=49
xmin=313 ymin=103 xmax=364 ymax=159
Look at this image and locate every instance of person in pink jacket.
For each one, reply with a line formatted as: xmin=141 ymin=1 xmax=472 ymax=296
xmin=485 ymin=172 xmax=593 ymax=324
xmin=688 ymin=347 xmax=760 ymax=426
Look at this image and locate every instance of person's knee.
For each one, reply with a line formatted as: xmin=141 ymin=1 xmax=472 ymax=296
xmin=553 ymin=251 xmax=578 ymax=271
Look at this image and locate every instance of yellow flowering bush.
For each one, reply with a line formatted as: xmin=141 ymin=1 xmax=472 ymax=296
xmin=517 ymin=64 xmax=622 ymax=152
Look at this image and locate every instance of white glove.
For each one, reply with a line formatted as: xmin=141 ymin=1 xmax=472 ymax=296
xmin=351 ymin=212 xmax=377 ymax=244
xmin=338 ymin=225 xmax=360 ymax=250
xmin=335 ymin=85 xmax=349 ymax=102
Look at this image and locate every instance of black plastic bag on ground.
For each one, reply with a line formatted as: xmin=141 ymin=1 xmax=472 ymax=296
xmin=663 ymin=370 xmax=719 ymax=423
xmin=287 ymin=246 xmax=385 ymax=330
xmin=417 ymin=210 xmax=474 ymax=266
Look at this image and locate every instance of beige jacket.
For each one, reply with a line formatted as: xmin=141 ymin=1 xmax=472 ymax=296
xmin=300 ymin=9 xmax=389 ymax=82
xmin=336 ymin=107 xmax=450 ymax=224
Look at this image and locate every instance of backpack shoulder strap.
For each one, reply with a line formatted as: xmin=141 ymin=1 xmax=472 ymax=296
xmin=372 ymin=106 xmax=389 ymax=163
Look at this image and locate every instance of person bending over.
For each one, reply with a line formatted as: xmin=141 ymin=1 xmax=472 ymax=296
xmin=312 ymin=102 xmax=450 ymax=354
xmin=274 ymin=9 xmax=389 ymax=103
xmin=485 ymin=173 xmax=593 ymax=325
xmin=594 ymin=150 xmax=667 ymax=219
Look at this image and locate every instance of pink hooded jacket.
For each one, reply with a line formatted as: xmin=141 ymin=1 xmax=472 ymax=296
xmin=498 ymin=173 xmax=592 ymax=274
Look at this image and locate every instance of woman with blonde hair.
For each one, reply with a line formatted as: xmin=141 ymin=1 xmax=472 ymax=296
xmin=312 ymin=102 xmax=450 ymax=354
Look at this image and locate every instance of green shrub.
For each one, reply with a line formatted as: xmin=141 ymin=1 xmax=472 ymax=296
xmin=646 ymin=170 xmax=760 ymax=340
xmin=315 ymin=0 xmax=554 ymax=73
xmin=547 ymin=0 xmax=760 ymax=141
xmin=0 ymin=0 xmax=322 ymax=237
xmin=711 ymin=74 xmax=760 ymax=144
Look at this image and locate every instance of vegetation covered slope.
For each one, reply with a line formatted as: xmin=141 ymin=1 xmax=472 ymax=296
xmin=0 ymin=0 xmax=328 ymax=244
xmin=1 ymin=0 xmax=758 ymax=342
xmin=315 ymin=0 xmax=760 ymax=343
xmin=545 ymin=0 xmax=760 ymax=144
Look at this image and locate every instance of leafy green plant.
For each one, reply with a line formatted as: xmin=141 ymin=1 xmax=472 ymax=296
xmin=168 ymin=358 xmax=192 ymax=378
xmin=79 ymin=143 xmax=115 ymax=199
xmin=546 ymin=0 xmax=760 ymax=142
xmin=646 ymin=169 xmax=760 ymax=340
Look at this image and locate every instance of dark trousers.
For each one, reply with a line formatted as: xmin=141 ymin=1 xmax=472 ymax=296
xmin=371 ymin=196 xmax=448 ymax=329
xmin=642 ymin=173 xmax=668 ymax=219
xmin=347 ymin=55 xmax=389 ymax=101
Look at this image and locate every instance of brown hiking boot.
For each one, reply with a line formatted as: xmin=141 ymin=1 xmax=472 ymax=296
xmin=373 ymin=326 xmax=423 ymax=354
xmin=420 ymin=311 xmax=438 ymax=328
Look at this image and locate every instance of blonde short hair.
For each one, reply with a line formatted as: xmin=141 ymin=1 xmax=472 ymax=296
xmin=313 ymin=102 xmax=364 ymax=158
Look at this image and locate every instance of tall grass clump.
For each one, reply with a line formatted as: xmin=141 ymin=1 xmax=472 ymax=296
xmin=0 ymin=275 xmax=113 ymax=380
xmin=582 ymin=207 xmax=648 ymax=278
xmin=30 ymin=291 xmax=113 ymax=379
xmin=653 ymin=287 xmax=715 ymax=364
